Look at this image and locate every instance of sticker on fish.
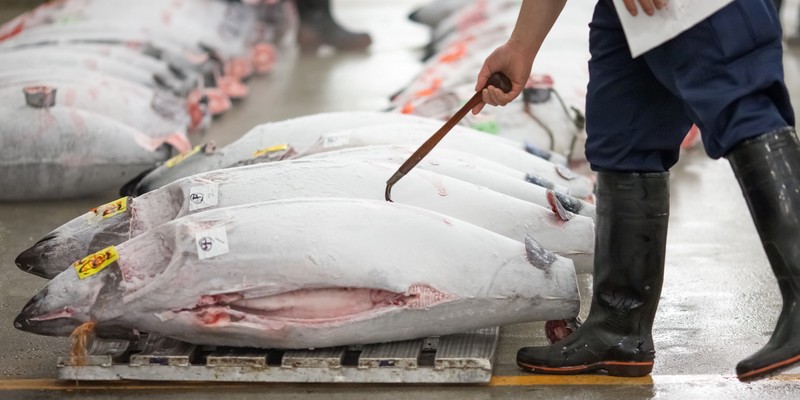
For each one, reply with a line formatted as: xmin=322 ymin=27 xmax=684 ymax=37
xmin=322 ymin=132 xmax=350 ymax=148
xmin=73 ymin=246 xmax=118 ymax=280
xmin=251 ymin=144 xmax=289 ymax=158
xmin=165 ymin=146 xmax=201 ymax=168
xmin=86 ymin=197 xmax=128 ymax=224
xmin=195 ymin=227 xmax=230 ymax=260
xmin=188 ymin=183 xmax=219 ymax=212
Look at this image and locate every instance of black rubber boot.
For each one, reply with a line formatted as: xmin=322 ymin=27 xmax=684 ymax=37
xmin=295 ymin=0 xmax=372 ymax=52
xmin=517 ymin=171 xmax=670 ymax=377
xmin=727 ymin=127 xmax=800 ymax=382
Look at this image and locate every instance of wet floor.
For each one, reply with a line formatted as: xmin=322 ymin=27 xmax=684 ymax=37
xmin=1 ymin=0 xmax=800 ymax=398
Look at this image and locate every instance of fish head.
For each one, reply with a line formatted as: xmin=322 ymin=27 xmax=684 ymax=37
xmin=14 ymin=264 xmax=125 ymax=337
xmin=16 ymin=198 xmax=133 ymax=279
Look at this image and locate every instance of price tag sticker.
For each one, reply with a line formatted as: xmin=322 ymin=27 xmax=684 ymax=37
xmin=74 ymin=246 xmax=118 ymax=279
xmin=195 ymin=227 xmax=229 ymax=260
xmin=86 ymin=197 xmax=129 ymax=224
xmin=322 ymin=132 xmax=350 ymax=148
xmin=188 ymin=183 xmax=219 ymax=212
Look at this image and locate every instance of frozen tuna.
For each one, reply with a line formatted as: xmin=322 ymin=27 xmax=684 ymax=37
xmin=14 ymin=198 xmax=580 ymax=349
xmin=0 ymin=70 xmax=193 ymax=149
xmin=17 ymin=158 xmax=594 ymax=279
xmin=301 ymin=144 xmax=596 ymax=220
xmin=127 ymin=112 xmax=580 ymax=195
xmin=0 ymin=86 xmax=174 ymax=200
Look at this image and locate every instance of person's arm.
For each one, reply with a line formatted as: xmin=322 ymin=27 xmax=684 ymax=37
xmin=472 ymin=0 xmax=668 ymax=115
xmin=472 ymin=0 xmax=567 ymax=115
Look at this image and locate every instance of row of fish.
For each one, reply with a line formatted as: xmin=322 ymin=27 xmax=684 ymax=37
xmin=13 ymin=1 xmax=599 ymax=349
xmin=16 ymin=196 xmax=582 ymax=349
xmin=0 ymin=0 xmax=297 ymax=201
xmin=15 ymin=110 xmax=596 ymax=349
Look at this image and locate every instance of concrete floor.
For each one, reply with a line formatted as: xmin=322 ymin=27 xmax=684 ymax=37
xmin=2 ymin=0 xmax=800 ymax=398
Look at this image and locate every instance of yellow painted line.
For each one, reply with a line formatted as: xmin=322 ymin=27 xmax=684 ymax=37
xmin=0 ymin=375 xmax=799 ymax=391
xmin=489 ymin=375 xmax=654 ymax=386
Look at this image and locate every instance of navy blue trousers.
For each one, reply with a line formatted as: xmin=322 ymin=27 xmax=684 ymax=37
xmin=585 ymin=0 xmax=795 ymax=172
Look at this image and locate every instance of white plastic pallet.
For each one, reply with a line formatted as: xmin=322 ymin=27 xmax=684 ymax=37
xmin=58 ymin=327 xmax=499 ymax=384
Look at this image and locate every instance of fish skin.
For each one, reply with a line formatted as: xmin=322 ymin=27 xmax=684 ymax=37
xmin=0 ymin=0 xmax=261 ymax=62
xmin=0 ymin=100 xmax=171 ymax=200
xmin=0 ymin=48 xmax=158 ymax=89
xmin=18 ymin=158 xmax=594 ymax=279
xmin=0 ymin=72 xmax=192 ymax=149
xmin=291 ymin=123 xmax=594 ymax=198
xmin=127 ymin=112 xmax=449 ymax=195
xmin=301 ymin=144 xmax=596 ymax=220
xmin=15 ymin=198 xmax=580 ymax=349
xmin=129 ymin=112 xmax=585 ymax=195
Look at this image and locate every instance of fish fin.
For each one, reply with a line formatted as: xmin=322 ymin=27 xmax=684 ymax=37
xmin=546 ymin=190 xmax=573 ymax=221
xmin=525 ymin=235 xmax=556 ymax=271
xmin=119 ymin=167 xmax=156 ymax=197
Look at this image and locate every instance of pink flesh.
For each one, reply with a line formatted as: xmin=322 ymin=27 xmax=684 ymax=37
xmin=203 ymin=88 xmax=232 ymax=115
xmin=31 ymin=307 xmax=75 ymax=322
xmin=216 ymin=76 xmax=249 ymax=99
xmin=224 ymin=57 xmax=253 ymax=81
xmin=189 ymin=285 xmax=455 ymax=326
xmin=251 ymin=43 xmax=275 ymax=74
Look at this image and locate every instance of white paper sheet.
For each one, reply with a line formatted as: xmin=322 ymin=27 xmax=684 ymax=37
xmin=614 ymin=0 xmax=734 ymax=58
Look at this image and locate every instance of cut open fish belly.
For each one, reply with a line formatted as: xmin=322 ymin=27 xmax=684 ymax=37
xmin=17 ymin=158 xmax=594 ymax=280
xmin=0 ymin=104 xmax=171 ymax=201
xmin=15 ymin=198 xmax=580 ymax=349
xmin=127 ymin=112 xmax=584 ymax=196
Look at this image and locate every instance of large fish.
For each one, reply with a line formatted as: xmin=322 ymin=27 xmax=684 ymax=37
xmin=124 ymin=112 xmax=457 ymax=195
xmin=16 ymin=158 xmax=594 ymax=279
xmin=0 ymin=47 xmax=163 ymax=91
xmin=0 ymin=86 xmax=173 ymax=201
xmin=0 ymin=45 xmax=207 ymax=112
xmin=300 ymin=144 xmax=596 ymax=220
xmin=0 ymin=23 xmax=244 ymax=104
xmin=127 ymin=112 xmax=573 ymax=195
xmin=0 ymin=71 xmax=193 ymax=148
xmin=290 ymin=124 xmax=593 ymax=198
xmin=0 ymin=0 xmax=266 ymax=77
xmin=14 ymin=198 xmax=580 ymax=349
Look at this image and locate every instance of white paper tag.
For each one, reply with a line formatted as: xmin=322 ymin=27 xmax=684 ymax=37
xmin=195 ymin=227 xmax=230 ymax=260
xmin=322 ymin=132 xmax=350 ymax=148
xmin=188 ymin=183 xmax=219 ymax=212
xmin=614 ymin=0 xmax=733 ymax=58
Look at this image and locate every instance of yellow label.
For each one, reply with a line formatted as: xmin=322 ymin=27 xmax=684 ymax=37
xmin=89 ymin=197 xmax=128 ymax=220
xmin=252 ymin=143 xmax=288 ymax=158
xmin=73 ymin=246 xmax=118 ymax=280
xmin=165 ymin=145 xmax=201 ymax=168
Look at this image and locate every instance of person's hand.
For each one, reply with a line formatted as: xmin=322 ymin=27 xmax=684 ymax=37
xmin=472 ymin=40 xmax=534 ymax=115
xmin=622 ymin=0 xmax=669 ymax=16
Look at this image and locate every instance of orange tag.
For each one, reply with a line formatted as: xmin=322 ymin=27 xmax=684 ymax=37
xmin=73 ymin=246 xmax=118 ymax=280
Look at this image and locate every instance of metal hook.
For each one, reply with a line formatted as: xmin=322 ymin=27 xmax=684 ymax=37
xmin=385 ymin=72 xmax=512 ymax=202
